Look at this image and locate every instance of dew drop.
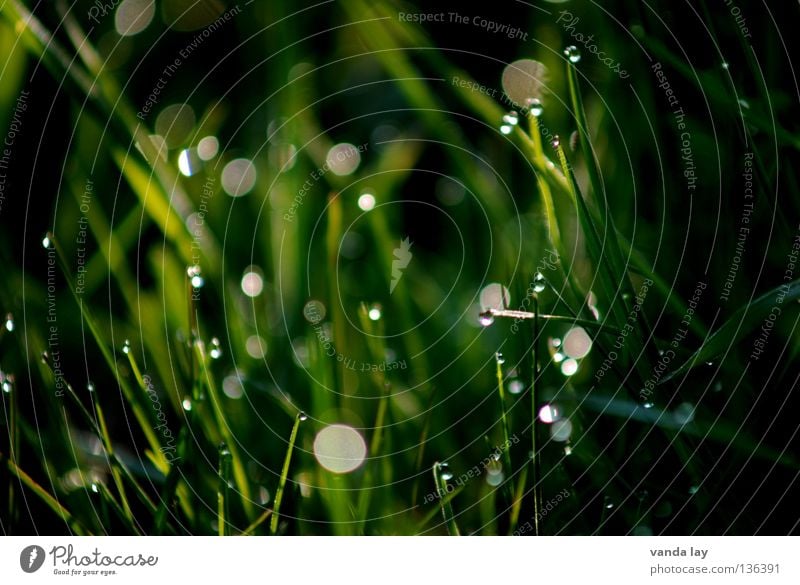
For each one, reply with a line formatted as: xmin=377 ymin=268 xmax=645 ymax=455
xmin=561 ymin=358 xmax=578 ymax=376
xmin=564 ymin=45 xmax=582 ymax=63
xmin=564 ymin=444 xmax=572 ymax=456
xmin=496 ymin=352 xmax=506 ymax=365
xmin=538 ymin=403 xmax=561 ymax=424
xmin=552 ymin=351 xmax=565 ymax=363
xmin=182 ymin=397 xmax=192 ymax=411
xmin=721 ymin=61 xmax=730 ymax=71
xmin=500 ymin=124 xmax=513 ymax=135
xmin=604 ymin=496 xmax=614 ymax=509
xmin=550 ymin=337 xmax=562 ymax=348
xmin=90 ymin=483 xmax=99 ymax=493
xmin=209 ymin=337 xmax=222 ymax=360
xmin=525 ymin=97 xmax=543 ymax=117
xmin=2 ymin=380 xmax=11 ymax=393
xmin=298 ymin=411 xmax=308 ymax=421
xmin=502 ymin=111 xmax=519 ymax=126
xmin=642 ymin=401 xmax=654 ymax=409
xmin=368 ymin=304 xmax=382 ymax=321
xmin=551 ymin=135 xmax=561 ymax=150
xmin=438 ymin=462 xmax=454 ymax=481
xmin=478 ymin=311 xmax=495 ymax=327
xmin=533 ymin=272 xmax=546 ymax=293
xmin=42 ymin=235 xmax=52 ymax=249
xmin=87 ymin=382 xmax=95 ymax=393
xmin=122 ymin=340 xmax=131 ymax=354
xmin=4 ymin=314 xmax=13 ymax=332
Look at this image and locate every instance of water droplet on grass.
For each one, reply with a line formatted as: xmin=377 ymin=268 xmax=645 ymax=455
xmin=533 ymin=272 xmax=546 ymax=293
xmin=368 ymin=304 xmax=382 ymax=321
xmin=42 ymin=235 xmax=52 ymax=249
xmin=538 ymin=403 xmax=561 ymax=423
xmin=500 ymin=124 xmax=513 ymax=135
xmin=479 ymin=311 xmax=495 ymax=327
xmin=525 ymin=98 xmax=543 ymax=117
xmin=564 ymin=45 xmax=582 ymax=63
xmin=502 ymin=111 xmax=519 ymax=125
xmin=604 ymin=496 xmax=614 ymax=509
xmin=298 ymin=411 xmax=308 ymax=421
xmin=182 ymin=398 xmax=192 ymax=411
xmin=496 ymin=352 xmax=506 ymax=365
xmin=5 ymin=313 xmax=14 ymax=332
xmin=122 ymin=340 xmax=131 ymax=354
xmin=210 ymin=337 xmax=222 ymax=359
xmin=551 ymin=136 xmax=561 ymax=149
xmin=438 ymin=462 xmax=454 ymax=481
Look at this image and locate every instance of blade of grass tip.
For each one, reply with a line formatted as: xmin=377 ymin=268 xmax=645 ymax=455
xmin=411 ymin=385 xmax=438 ymax=507
xmin=509 ymin=464 xmax=529 ymax=535
xmin=661 ymin=278 xmax=800 ymax=383
xmin=44 ymin=233 xmax=168 ymax=468
xmin=563 ymin=55 xmax=662 ymax=364
xmin=494 ymin=353 xmax=514 ymax=483
xmin=530 ymin=296 xmax=541 ymax=536
xmin=93 ymin=400 xmax=133 ymax=521
xmin=218 ymin=442 xmax=232 ymax=536
xmin=270 ymin=411 xmax=305 ymax=535
xmin=3 ymin=453 xmax=88 ymax=535
xmin=192 ymin=338 xmax=253 ymax=515
xmin=432 ymin=462 xmax=460 ymax=536
xmin=552 ymin=144 xmax=650 ymax=389
xmin=95 ymin=481 xmax=141 ymax=535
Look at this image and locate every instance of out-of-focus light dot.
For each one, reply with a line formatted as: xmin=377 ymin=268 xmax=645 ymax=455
xmin=550 ymin=419 xmax=573 ymax=442
xmin=177 ymin=148 xmax=201 ymax=176
xmin=245 ymin=335 xmax=267 ymax=358
xmin=115 ymin=0 xmax=155 ymax=37
xmin=368 ymin=305 xmax=382 ymax=321
xmin=674 ymin=402 xmax=696 ymax=425
xmin=313 ymin=424 xmax=367 ymax=474
xmin=182 ymin=398 xmax=192 ymax=411
xmin=291 ymin=338 xmax=310 ymax=368
xmin=268 ymin=142 xmax=297 ymax=172
xmin=501 ymin=59 xmax=549 ymax=108
xmin=197 ymin=136 xmax=219 ymax=161
xmin=633 ymin=525 xmax=653 ymax=536
xmin=538 ymin=403 xmax=561 ymax=424
xmin=486 ymin=471 xmax=505 ymax=487
xmin=155 ymin=104 xmax=195 ymax=148
xmin=325 ymin=143 xmax=361 ymax=176
xmin=479 ymin=283 xmax=511 ymax=311
xmin=563 ymin=326 xmax=592 ymax=359
xmin=222 ymin=158 xmax=257 ymax=197
xmin=241 ymin=268 xmax=264 ymax=297
xmin=258 ymin=486 xmax=271 ymax=505
xmin=561 ymin=358 xmax=579 ymax=376
xmin=222 ymin=374 xmax=244 ymax=399
xmin=508 ymin=380 xmax=525 ymax=395
xmin=553 ymin=352 xmax=565 ymax=363
xmin=358 ymin=193 xmax=376 ymax=211
xmin=500 ymin=124 xmax=513 ymax=135
xmin=303 ymin=300 xmax=326 ymax=324
xmin=296 ymin=472 xmax=313 ymax=498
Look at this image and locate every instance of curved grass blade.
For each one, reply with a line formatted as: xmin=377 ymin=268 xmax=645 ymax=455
xmin=661 ymin=279 xmax=800 ymax=383
xmin=270 ymin=411 xmax=304 ymax=535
